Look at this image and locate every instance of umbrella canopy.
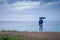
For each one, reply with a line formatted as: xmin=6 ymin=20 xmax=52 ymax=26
xmin=39 ymin=17 xmax=46 ymax=19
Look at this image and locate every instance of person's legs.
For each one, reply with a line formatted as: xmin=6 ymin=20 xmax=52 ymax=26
xmin=39 ymin=24 xmax=43 ymax=32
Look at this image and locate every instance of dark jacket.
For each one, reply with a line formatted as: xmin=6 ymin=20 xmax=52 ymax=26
xmin=39 ymin=19 xmax=43 ymax=25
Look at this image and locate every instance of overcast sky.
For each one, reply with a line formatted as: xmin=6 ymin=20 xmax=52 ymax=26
xmin=0 ymin=0 xmax=60 ymax=21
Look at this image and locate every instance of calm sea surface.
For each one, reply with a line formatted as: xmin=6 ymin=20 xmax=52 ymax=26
xmin=0 ymin=21 xmax=60 ymax=32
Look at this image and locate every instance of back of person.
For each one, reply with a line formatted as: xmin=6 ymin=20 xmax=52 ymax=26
xmin=39 ymin=19 xmax=43 ymax=32
xmin=39 ymin=19 xmax=43 ymax=25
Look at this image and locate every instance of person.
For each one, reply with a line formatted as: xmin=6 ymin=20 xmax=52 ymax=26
xmin=39 ymin=19 xmax=43 ymax=32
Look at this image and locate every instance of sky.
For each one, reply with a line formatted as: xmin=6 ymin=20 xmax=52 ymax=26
xmin=0 ymin=0 xmax=60 ymax=21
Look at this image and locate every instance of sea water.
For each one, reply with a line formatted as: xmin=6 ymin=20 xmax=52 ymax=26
xmin=0 ymin=21 xmax=60 ymax=32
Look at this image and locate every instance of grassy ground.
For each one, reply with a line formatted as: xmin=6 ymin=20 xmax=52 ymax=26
xmin=0 ymin=34 xmax=50 ymax=40
xmin=0 ymin=32 xmax=60 ymax=40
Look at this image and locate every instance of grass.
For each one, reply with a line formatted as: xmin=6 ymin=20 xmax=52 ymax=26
xmin=0 ymin=34 xmax=50 ymax=40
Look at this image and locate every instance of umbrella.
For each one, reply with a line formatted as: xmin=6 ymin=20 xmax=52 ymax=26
xmin=39 ymin=17 xmax=46 ymax=19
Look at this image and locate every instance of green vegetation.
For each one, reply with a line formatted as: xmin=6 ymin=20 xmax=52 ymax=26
xmin=0 ymin=34 xmax=50 ymax=40
xmin=0 ymin=30 xmax=17 ymax=32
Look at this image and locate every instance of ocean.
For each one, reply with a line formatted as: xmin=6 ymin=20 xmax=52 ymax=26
xmin=0 ymin=21 xmax=60 ymax=32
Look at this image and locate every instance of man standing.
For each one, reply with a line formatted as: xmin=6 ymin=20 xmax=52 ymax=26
xmin=39 ymin=19 xmax=43 ymax=32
